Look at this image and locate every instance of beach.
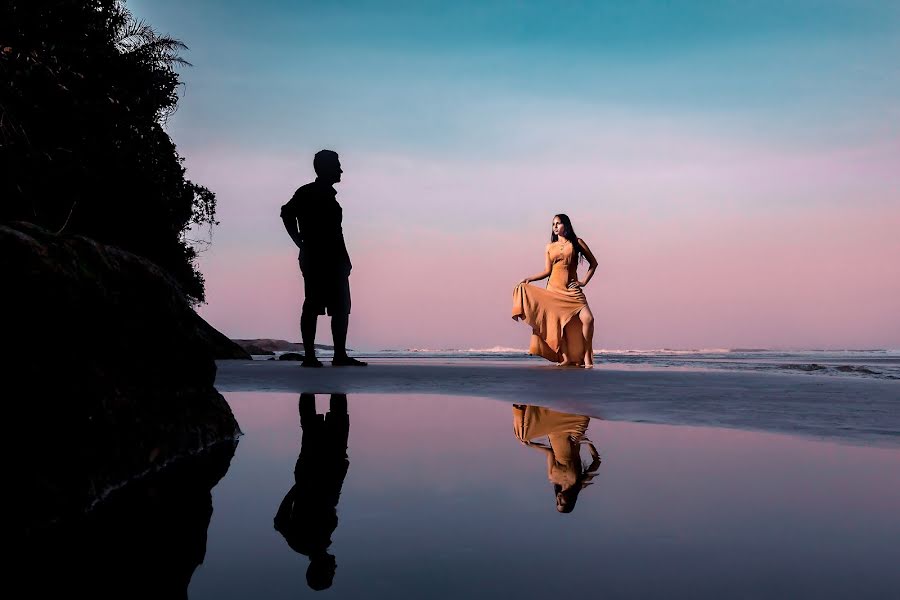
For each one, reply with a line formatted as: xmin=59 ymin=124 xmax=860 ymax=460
xmin=22 ymin=360 xmax=900 ymax=599
xmin=205 ymin=367 xmax=900 ymax=598
xmin=11 ymin=1 xmax=900 ymax=597
xmin=216 ymin=360 xmax=900 ymax=446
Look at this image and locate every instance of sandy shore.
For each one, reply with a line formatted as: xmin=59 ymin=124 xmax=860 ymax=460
xmin=215 ymin=360 xmax=899 ymax=446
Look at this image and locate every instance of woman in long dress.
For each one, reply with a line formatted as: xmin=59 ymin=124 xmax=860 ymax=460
xmin=512 ymin=214 xmax=599 ymax=367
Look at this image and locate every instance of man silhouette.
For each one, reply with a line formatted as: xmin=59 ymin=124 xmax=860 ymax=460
xmin=281 ymin=150 xmax=366 ymax=367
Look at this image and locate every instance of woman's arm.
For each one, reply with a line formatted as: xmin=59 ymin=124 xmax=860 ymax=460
xmin=521 ymin=439 xmax=555 ymax=459
xmin=584 ymin=441 xmax=601 ymax=464
xmin=576 ymin=238 xmax=599 ymax=287
xmin=522 ymin=439 xmax=554 ymax=454
xmin=520 ymin=246 xmax=553 ymax=284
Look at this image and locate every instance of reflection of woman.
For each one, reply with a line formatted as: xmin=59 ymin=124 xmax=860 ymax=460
xmin=513 ymin=404 xmax=601 ymax=513
xmin=512 ymin=214 xmax=599 ymax=367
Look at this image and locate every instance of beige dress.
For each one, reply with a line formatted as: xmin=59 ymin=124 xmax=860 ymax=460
xmin=512 ymin=405 xmax=591 ymax=488
xmin=512 ymin=241 xmax=588 ymax=363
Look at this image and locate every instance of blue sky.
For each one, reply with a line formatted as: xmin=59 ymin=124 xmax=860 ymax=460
xmin=134 ymin=0 xmax=899 ymax=154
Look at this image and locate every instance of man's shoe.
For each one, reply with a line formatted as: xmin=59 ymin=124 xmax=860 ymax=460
xmin=300 ymin=357 xmax=324 ymax=368
xmin=332 ymin=356 xmax=368 ymax=367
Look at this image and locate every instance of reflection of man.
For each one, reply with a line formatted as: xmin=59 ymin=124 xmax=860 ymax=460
xmin=274 ymin=393 xmax=350 ymax=591
xmin=280 ymin=150 xmax=366 ymax=367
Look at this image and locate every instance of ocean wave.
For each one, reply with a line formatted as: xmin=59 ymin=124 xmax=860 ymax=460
xmin=397 ymin=347 xmax=528 ymax=354
xmin=465 ymin=346 xmax=529 ymax=353
xmin=596 ymin=348 xmax=732 ymax=355
xmin=387 ymin=347 xmax=897 ymax=356
xmin=360 ymin=348 xmax=898 ymax=380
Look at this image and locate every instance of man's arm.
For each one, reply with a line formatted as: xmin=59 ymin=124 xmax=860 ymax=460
xmin=339 ymin=236 xmax=351 ymax=275
xmin=281 ymin=203 xmax=306 ymax=270
xmin=281 ymin=205 xmax=303 ymax=248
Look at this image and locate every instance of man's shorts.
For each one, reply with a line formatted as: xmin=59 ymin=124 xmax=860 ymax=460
xmin=303 ymin=273 xmax=351 ymax=316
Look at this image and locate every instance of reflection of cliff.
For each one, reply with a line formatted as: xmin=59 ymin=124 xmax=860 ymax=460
xmin=513 ymin=405 xmax=601 ymax=513
xmin=275 ymin=394 xmax=350 ymax=591
xmin=18 ymin=440 xmax=237 ymax=600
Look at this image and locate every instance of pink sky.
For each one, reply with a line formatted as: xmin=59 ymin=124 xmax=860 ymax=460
xmin=189 ymin=120 xmax=900 ymax=350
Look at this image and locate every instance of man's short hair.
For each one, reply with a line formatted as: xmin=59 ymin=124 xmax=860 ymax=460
xmin=314 ymin=150 xmax=339 ymax=175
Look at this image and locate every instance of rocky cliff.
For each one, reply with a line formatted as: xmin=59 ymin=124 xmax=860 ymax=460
xmin=3 ymin=223 xmax=242 ymax=533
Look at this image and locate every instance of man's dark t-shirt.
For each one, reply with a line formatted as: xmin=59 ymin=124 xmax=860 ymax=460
xmin=280 ymin=179 xmax=351 ymax=278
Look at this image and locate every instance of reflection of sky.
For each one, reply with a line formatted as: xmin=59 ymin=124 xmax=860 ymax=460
xmin=190 ymin=392 xmax=900 ymax=599
xmin=131 ymin=1 xmax=900 ymax=349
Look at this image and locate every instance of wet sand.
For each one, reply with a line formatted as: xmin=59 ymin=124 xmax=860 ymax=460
xmin=215 ymin=360 xmax=900 ymax=446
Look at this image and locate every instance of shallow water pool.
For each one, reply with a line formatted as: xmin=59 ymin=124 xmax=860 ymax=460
xmin=24 ymin=392 xmax=900 ymax=599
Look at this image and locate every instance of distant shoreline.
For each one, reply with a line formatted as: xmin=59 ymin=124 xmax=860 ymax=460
xmin=234 ymin=347 xmax=900 ymax=380
xmin=231 ymin=339 xmax=341 ymax=355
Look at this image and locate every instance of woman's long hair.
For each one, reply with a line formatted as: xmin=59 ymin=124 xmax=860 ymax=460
xmin=552 ymin=440 xmax=602 ymax=514
xmin=550 ymin=213 xmax=584 ymax=263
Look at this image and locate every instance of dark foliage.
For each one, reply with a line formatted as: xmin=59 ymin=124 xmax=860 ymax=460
xmin=0 ymin=0 xmax=216 ymax=302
